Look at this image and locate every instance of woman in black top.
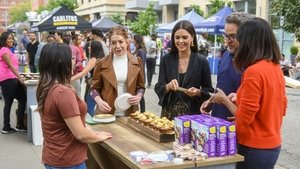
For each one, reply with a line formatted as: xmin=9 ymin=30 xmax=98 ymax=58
xmin=155 ymin=20 xmax=213 ymax=120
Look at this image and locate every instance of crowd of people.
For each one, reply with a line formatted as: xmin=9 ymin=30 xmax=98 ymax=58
xmin=0 ymin=11 xmax=295 ymax=169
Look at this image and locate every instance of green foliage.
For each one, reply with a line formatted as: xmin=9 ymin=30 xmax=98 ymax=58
xmin=290 ymin=46 xmax=299 ymax=55
xmin=128 ymin=3 xmax=158 ymax=35
xmin=189 ymin=4 xmax=204 ymax=17
xmin=207 ymin=0 xmax=226 ymax=17
xmin=110 ymin=13 xmax=124 ymax=25
xmin=9 ymin=1 xmax=31 ymax=24
xmin=38 ymin=0 xmax=78 ymax=12
xmin=271 ymin=0 xmax=300 ymax=42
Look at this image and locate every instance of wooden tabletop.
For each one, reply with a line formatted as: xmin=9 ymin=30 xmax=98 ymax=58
xmin=89 ymin=117 xmax=243 ymax=169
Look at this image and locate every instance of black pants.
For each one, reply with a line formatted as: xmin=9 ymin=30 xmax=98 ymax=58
xmin=140 ymin=97 xmax=145 ymax=113
xmin=0 ymin=79 xmax=27 ymax=129
xmin=146 ymin=58 xmax=156 ymax=86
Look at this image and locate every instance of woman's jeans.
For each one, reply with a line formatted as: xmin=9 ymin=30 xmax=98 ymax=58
xmin=237 ymin=144 xmax=281 ymax=169
xmin=0 ymin=78 xmax=27 ymax=129
xmin=45 ymin=162 xmax=86 ymax=169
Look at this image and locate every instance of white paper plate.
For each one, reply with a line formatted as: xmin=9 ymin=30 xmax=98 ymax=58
xmin=129 ymin=151 xmax=148 ymax=157
xmin=92 ymin=114 xmax=116 ymax=123
xmin=114 ymin=93 xmax=132 ymax=111
xmin=147 ymin=153 xmax=169 ymax=162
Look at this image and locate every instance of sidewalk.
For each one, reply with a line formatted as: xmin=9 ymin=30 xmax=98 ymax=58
xmin=0 ymin=66 xmax=297 ymax=169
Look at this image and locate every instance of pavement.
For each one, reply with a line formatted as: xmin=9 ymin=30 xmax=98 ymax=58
xmin=0 ymin=65 xmax=299 ymax=169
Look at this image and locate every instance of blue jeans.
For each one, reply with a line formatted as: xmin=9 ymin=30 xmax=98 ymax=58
xmin=237 ymin=144 xmax=281 ymax=169
xmin=86 ymin=92 xmax=96 ymax=116
xmin=45 ymin=162 xmax=86 ymax=169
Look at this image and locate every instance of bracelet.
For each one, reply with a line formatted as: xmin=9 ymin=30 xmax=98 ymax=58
xmin=136 ymin=88 xmax=144 ymax=96
xmin=90 ymin=89 xmax=100 ymax=99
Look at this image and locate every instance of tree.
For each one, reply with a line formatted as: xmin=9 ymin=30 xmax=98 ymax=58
xmin=189 ymin=4 xmax=204 ymax=17
xmin=110 ymin=13 xmax=124 ymax=25
xmin=128 ymin=3 xmax=158 ymax=35
xmin=207 ymin=0 xmax=226 ymax=17
xmin=271 ymin=0 xmax=300 ymax=42
xmin=9 ymin=1 xmax=31 ymax=24
xmin=38 ymin=0 xmax=78 ymax=12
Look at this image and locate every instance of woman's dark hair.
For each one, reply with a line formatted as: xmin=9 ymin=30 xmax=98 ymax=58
xmin=234 ymin=17 xmax=281 ymax=71
xmin=36 ymin=43 xmax=72 ymax=114
xmin=133 ymin=34 xmax=146 ymax=52
xmin=0 ymin=32 xmax=13 ymax=47
xmin=90 ymin=40 xmax=105 ymax=59
xmin=170 ymin=20 xmax=198 ymax=54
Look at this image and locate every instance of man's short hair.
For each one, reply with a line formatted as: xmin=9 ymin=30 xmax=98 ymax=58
xmin=91 ymin=29 xmax=103 ymax=38
xmin=226 ymin=12 xmax=254 ymax=26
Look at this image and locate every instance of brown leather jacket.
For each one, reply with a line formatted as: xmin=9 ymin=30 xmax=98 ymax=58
xmin=91 ymin=52 xmax=145 ymax=115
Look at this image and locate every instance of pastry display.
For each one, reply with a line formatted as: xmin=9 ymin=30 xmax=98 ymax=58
xmin=129 ymin=111 xmax=174 ymax=134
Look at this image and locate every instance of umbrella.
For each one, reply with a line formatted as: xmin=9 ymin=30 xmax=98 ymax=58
xmin=156 ymin=10 xmax=205 ymax=33
xmin=194 ymin=6 xmax=233 ymax=34
xmin=30 ymin=6 xmax=92 ymax=32
xmin=92 ymin=16 xmax=121 ymax=32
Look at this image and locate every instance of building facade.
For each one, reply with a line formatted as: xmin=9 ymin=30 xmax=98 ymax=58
xmin=31 ymin=0 xmax=49 ymax=11
xmin=0 ymin=0 xmax=26 ymax=27
xmin=124 ymin=0 xmax=270 ymax=24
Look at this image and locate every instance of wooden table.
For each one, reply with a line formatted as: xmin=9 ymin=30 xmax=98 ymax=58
xmin=88 ymin=117 xmax=244 ymax=169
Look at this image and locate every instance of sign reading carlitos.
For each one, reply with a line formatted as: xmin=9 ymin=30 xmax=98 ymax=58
xmin=53 ymin=15 xmax=78 ymax=26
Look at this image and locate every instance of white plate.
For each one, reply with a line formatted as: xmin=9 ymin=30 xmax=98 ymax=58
xmin=129 ymin=151 xmax=148 ymax=157
xmin=147 ymin=153 xmax=169 ymax=162
xmin=92 ymin=114 xmax=116 ymax=123
xmin=114 ymin=93 xmax=132 ymax=111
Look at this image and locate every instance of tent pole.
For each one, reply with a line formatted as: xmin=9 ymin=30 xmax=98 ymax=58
xmin=212 ymin=34 xmax=217 ymax=74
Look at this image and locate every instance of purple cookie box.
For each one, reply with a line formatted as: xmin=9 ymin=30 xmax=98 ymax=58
xmin=191 ymin=119 xmax=216 ymax=157
xmin=174 ymin=116 xmax=191 ymax=145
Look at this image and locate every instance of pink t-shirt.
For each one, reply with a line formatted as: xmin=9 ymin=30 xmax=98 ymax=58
xmin=0 ymin=47 xmax=18 ymax=82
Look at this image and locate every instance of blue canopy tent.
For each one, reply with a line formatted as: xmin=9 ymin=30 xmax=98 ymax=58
xmin=194 ymin=6 xmax=233 ymax=34
xmin=156 ymin=10 xmax=205 ymax=33
xmin=194 ymin=7 xmax=233 ymax=74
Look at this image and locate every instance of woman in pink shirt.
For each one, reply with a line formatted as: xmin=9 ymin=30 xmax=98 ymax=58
xmin=0 ymin=32 xmax=27 ymax=134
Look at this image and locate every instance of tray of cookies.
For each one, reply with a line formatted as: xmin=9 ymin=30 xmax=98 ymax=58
xmin=128 ymin=111 xmax=175 ymax=143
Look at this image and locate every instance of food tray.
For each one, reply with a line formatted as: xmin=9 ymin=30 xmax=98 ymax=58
xmin=127 ymin=117 xmax=175 ymax=143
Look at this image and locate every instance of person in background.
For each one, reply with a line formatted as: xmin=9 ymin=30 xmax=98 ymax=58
xmin=21 ymin=29 xmax=30 ymax=51
xmin=47 ymin=35 xmax=56 ymax=43
xmin=34 ymin=31 xmax=49 ymax=72
xmin=54 ymin=32 xmax=63 ymax=43
xmin=198 ymin=32 xmax=210 ymax=57
xmin=155 ymin=35 xmax=163 ymax=73
xmin=0 ymin=32 xmax=27 ymax=134
xmin=145 ymin=34 xmax=157 ymax=87
xmin=155 ymin=20 xmax=213 ymax=120
xmin=71 ymin=40 xmax=105 ymax=116
xmin=72 ymin=34 xmax=86 ymax=73
xmin=280 ymin=53 xmax=291 ymax=76
xmin=90 ymin=29 xmax=109 ymax=56
xmin=128 ymin=34 xmax=136 ymax=54
xmin=209 ymin=17 xmax=287 ymax=169
xmin=133 ymin=34 xmax=146 ymax=112
xmin=26 ymin=32 xmax=39 ymax=73
xmin=36 ymin=43 xmax=112 ymax=169
xmin=62 ymin=33 xmax=83 ymax=95
xmin=200 ymin=12 xmax=253 ymax=120
xmin=163 ymin=34 xmax=171 ymax=55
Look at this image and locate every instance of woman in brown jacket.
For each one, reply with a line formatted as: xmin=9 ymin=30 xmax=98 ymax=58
xmin=90 ymin=26 xmax=145 ymax=116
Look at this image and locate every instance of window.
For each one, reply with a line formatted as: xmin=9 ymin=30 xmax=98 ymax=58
xmin=234 ymin=0 xmax=256 ymax=15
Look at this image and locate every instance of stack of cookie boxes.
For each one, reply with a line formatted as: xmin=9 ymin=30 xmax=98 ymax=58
xmin=174 ymin=114 xmax=236 ymax=157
